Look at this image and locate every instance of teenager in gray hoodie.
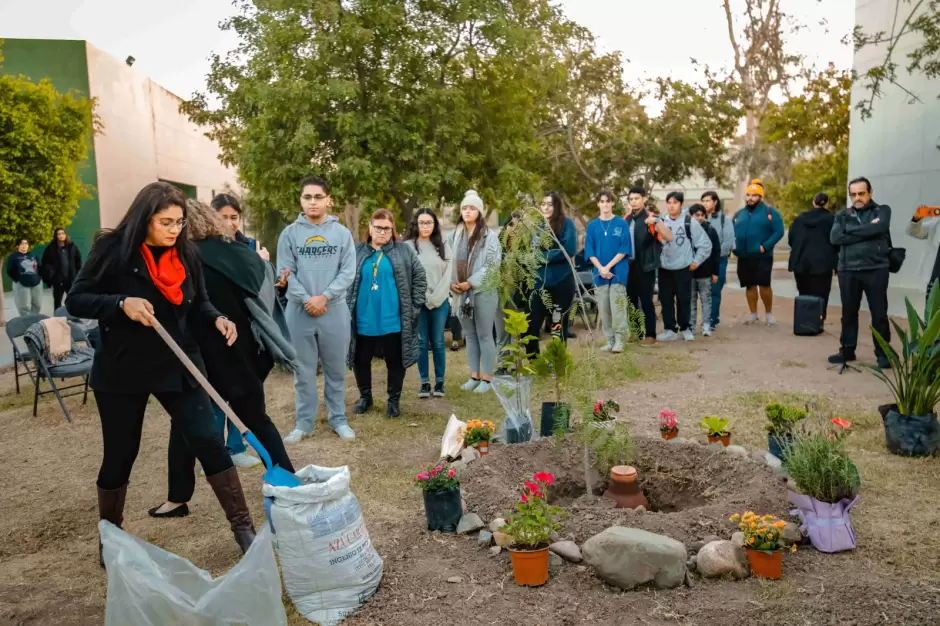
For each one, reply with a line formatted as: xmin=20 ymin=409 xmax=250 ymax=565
xmin=277 ymin=175 xmax=357 ymax=442
xmin=657 ymin=191 xmax=712 ymax=342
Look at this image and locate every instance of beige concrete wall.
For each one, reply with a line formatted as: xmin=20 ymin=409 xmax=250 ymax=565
xmin=85 ymin=42 xmax=239 ymax=227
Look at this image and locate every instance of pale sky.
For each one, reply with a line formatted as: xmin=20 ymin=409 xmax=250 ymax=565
xmin=0 ymin=0 xmax=855 ymax=102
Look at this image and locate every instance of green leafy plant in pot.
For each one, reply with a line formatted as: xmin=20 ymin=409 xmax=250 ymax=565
xmin=492 ymin=309 xmax=538 ymax=444
xmin=869 ymin=283 xmax=940 ymax=457
xmin=700 ymin=416 xmax=732 ymax=446
xmin=532 ymin=336 xmax=574 ymax=436
xmin=414 ymin=460 xmax=461 ymax=532
xmin=765 ymin=402 xmax=807 ymax=461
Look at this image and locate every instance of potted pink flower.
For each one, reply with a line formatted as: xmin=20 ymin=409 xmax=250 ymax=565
xmin=414 ymin=460 xmax=461 ymax=532
xmin=500 ymin=472 xmax=564 ymax=586
xmin=658 ymin=408 xmax=679 ymax=440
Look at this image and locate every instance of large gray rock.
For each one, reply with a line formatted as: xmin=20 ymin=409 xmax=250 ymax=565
xmin=457 ymin=513 xmax=485 ymax=534
xmin=550 ymin=541 xmax=583 ymax=563
xmin=695 ymin=540 xmax=749 ymax=579
xmin=783 ymin=522 xmax=803 ymax=545
xmin=460 ymin=445 xmax=481 ymax=463
xmin=731 ymin=532 xmax=745 ymax=548
xmin=581 ymin=527 xmax=687 ymax=590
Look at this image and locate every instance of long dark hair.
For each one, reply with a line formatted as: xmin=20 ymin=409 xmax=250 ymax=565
xmin=211 ymin=193 xmax=242 ymax=214
xmin=88 ymin=182 xmax=198 ymax=281
xmin=813 ymin=192 xmax=829 ymax=208
xmin=542 ymin=191 xmax=566 ymax=236
xmin=456 ymin=199 xmax=487 ymax=256
xmin=405 ymin=208 xmax=448 ymax=260
xmin=700 ymin=191 xmax=722 ymax=214
xmin=51 ymin=228 xmax=72 ymax=246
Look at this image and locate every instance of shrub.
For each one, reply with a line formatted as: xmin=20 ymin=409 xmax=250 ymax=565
xmin=765 ymin=402 xmax=807 ymax=436
xmin=785 ymin=419 xmax=860 ymax=503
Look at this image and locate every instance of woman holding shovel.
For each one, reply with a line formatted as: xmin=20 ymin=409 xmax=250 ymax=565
xmin=148 ymin=200 xmax=297 ymax=519
xmin=67 ymin=182 xmax=257 ymax=563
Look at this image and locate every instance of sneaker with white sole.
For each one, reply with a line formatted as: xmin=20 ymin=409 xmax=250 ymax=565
xmin=682 ymin=329 xmax=695 ymax=341
xmin=743 ymin=313 xmax=759 ymax=325
xmin=433 ymin=381 xmax=445 ymax=397
xmin=702 ymin=325 xmax=713 ymax=337
xmin=600 ymin=342 xmax=612 ymax=352
xmin=333 ymin=424 xmax=356 ymax=441
xmin=656 ymin=330 xmax=678 ymax=342
xmin=461 ymin=378 xmax=481 ymax=391
xmin=283 ymin=428 xmax=312 ymax=445
xmin=418 ymin=382 xmax=431 ymax=398
xmin=611 ymin=339 xmax=624 ymax=354
xmin=765 ymin=314 xmax=777 ymax=326
xmin=230 ymin=452 xmax=262 ymax=468
xmin=474 ymin=381 xmax=492 ymax=394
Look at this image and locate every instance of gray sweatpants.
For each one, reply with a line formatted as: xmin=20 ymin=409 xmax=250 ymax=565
xmin=690 ymin=277 xmax=712 ymax=331
xmin=12 ymin=282 xmax=42 ymax=317
xmin=286 ymin=300 xmax=351 ymax=433
xmin=459 ymin=290 xmax=499 ymax=377
xmin=596 ymin=283 xmax=628 ymax=345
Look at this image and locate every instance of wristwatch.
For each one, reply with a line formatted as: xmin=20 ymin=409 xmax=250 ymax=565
xmin=118 ymin=297 xmax=126 ymax=311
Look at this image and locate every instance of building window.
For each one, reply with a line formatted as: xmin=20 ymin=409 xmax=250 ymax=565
xmin=160 ymin=179 xmax=198 ymax=200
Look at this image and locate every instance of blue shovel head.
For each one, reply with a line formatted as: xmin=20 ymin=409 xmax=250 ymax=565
xmin=244 ymin=432 xmax=303 ymax=488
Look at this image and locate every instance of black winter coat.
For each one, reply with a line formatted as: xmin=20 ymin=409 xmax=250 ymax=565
xmin=694 ymin=222 xmax=721 ymax=279
xmin=41 ymin=241 xmax=83 ymax=287
xmin=625 ymin=209 xmax=661 ymax=273
xmin=66 ymin=235 xmax=222 ymax=394
xmin=830 ymin=201 xmax=892 ymax=272
xmin=788 ymin=207 xmax=837 ymax=275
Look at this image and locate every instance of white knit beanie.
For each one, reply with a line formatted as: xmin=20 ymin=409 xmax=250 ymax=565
xmin=460 ymin=189 xmax=484 ymax=212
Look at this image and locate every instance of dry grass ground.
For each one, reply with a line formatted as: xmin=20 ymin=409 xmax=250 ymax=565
xmin=0 ymin=292 xmax=937 ymax=625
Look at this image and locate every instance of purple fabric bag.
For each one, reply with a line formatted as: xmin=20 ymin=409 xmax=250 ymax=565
xmin=787 ymin=491 xmax=859 ymax=553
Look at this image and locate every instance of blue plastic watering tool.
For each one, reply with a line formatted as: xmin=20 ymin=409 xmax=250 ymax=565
xmin=151 ymin=321 xmax=303 ymax=488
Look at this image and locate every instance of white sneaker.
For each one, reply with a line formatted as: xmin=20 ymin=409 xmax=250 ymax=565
xmin=765 ymin=314 xmax=777 ymax=326
xmin=461 ymin=378 xmax=481 ymax=391
xmin=474 ymin=381 xmax=492 ymax=394
xmin=611 ymin=339 xmax=624 ymax=354
xmin=334 ymin=424 xmax=356 ymax=441
xmin=230 ymin=452 xmax=262 ymax=468
xmin=682 ymin=329 xmax=695 ymax=341
xmin=656 ymin=330 xmax=678 ymax=342
xmin=743 ymin=313 xmax=759 ymax=325
xmin=600 ymin=342 xmax=612 ymax=352
xmin=702 ymin=325 xmax=713 ymax=337
xmin=283 ymin=428 xmax=312 ymax=445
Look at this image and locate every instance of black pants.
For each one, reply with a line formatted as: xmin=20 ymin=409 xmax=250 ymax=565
xmin=627 ymin=265 xmax=657 ymax=339
xmin=795 ymin=272 xmax=833 ymax=320
xmin=95 ymin=386 xmax=232 ymax=491
xmin=525 ymin=275 xmax=575 ymax=356
xmin=53 ymin=282 xmax=71 ymax=310
xmin=658 ymin=267 xmax=692 ymax=332
xmin=448 ymin=312 xmax=462 ymax=342
xmin=354 ymin=332 xmax=406 ymax=398
xmin=838 ymin=268 xmax=890 ymax=358
xmin=166 ymin=391 xmax=295 ymax=503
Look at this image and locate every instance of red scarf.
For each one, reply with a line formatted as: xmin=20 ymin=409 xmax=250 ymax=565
xmin=139 ymin=245 xmax=186 ymax=305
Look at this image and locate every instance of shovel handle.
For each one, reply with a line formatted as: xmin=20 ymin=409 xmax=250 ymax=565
xmin=150 ymin=319 xmax=249 ymax=436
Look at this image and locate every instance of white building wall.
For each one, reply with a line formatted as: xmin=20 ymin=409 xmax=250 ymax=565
xmin=849 ymin=0 xmax=940 ymax=293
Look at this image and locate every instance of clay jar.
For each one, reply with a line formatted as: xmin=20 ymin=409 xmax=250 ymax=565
xmin=603 ymin=465 xmax=649 ymax=510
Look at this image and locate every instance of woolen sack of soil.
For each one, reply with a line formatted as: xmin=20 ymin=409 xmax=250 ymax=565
xmin=262 ymin=465 xmax=383 ymax=626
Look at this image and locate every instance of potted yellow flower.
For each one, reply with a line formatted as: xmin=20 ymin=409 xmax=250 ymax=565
xmin=728 ymin=511 xmax=795 ymax=579
xmin=460 ymin=419 xmax=496 ymax=455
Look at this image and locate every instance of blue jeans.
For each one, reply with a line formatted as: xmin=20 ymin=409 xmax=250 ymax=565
xmin=213 ymin=403 xmax=246 ymax=455
xmin=417 ymin=302 xmax=449 ymax=384
xmin=711 ymin=256 xmax=728 ymax=327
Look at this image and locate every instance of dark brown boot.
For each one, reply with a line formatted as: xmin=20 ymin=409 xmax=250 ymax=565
xmin=206 ymin=467 xmax=256 ymax=553
xmin=97 ymin=484 xmax=128 ymax=568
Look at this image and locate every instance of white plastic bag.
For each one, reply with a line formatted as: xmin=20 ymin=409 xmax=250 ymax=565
xmin=263 ymin=465 xmax=383 ymax=626
xmin=440 ymin=413 xmax=466 ymax=459
xmin=101 ymin=520 xmax=287 ymax=626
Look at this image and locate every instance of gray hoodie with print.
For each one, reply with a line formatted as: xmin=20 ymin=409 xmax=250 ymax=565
xmin=660 ymin=212 xmax=712 ymax=271
xmin=276 ymin=213 xmax=357 ymax=306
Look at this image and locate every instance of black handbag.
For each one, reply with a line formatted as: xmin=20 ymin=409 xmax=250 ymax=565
xmin=887 ymin=232 xmax=906 ymax=274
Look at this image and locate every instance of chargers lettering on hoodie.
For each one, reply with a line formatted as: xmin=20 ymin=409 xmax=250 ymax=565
xmin=299 ymin=234 xmax=339 ymax=257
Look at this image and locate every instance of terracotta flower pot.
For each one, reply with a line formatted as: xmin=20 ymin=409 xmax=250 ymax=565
xmin=603 ymin=465 xmax=649 ymax=510
xmin=746 ymin=549 xmax=783 ymax=580
xmin=661 ymin=429 xmax=679 ymax=441
xmin=508 ymin=546 xmax=550 ymax=586
xmin=474 ymin=440 xmax=489 ymax=456
xmin=707 ymin=433 xmax=731 ymax=446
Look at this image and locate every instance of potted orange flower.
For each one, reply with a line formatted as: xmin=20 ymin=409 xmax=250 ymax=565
xmin=500 ymin=472 xmax=564 ymax=586
xmin=728 ymin=511 xmax=795 ymax=579
xmin=460 ymin=420 xmax=496 ymax=455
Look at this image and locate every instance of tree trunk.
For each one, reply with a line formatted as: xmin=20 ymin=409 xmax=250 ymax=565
xmin=344 ymin=202 xmax=364 ymax=241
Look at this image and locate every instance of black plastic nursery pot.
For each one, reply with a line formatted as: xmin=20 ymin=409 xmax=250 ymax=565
xmin=423 ymin=486 xmax=463 ymax=532
xmin=878 ymin=404 xmax=940 ymax=457
xmin=768 ymin=433 xmax=793 ymax=461
xmin=539 ymin=402 xmax=570 ymax=437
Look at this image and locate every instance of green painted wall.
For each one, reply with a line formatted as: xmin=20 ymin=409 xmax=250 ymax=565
xmin=1 ymin=39 xmax=99 ymax=292
xmin=161 ymin=180 xmax=199 ymax=200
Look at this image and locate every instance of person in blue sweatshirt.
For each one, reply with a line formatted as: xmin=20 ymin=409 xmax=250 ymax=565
xmin=732 ymin=179 xmax=784 ymax=326
xmin=585 ymin=189 xmax=631 ymax=352
xmin=6 ymin=238 xmax=43 ymax=317
xmin=277 ymin=175 xmax=358 ymax=443
xmin=526 ymin=191 xmax=578 ymax=356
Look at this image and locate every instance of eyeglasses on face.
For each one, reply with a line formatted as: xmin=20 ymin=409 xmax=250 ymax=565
xmin=372 ymin=225 xmax=393 ymax=233
xmin=155 ymin=218 xmax=187 ymax=231
xmin=302 ymin=194 xmax=329 ymax=202
xmin=417 ymin=220 xmax=435 ymax=227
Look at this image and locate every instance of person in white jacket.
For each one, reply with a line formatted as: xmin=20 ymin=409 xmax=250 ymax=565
xmin=405 ymin=208 xmax=454 ymax=399
xmin=907 ymin=206 xmax=940 ymax=298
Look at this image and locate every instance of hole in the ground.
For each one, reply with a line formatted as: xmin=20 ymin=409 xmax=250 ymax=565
xmin=547 ymin=472 xmax=709 ymax=513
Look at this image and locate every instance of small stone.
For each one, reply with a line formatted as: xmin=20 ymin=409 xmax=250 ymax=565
xmin=550 ymin=541 xmax=583 ymax=563
xmin=731 ymin=532 xmax=745 ymax=548
xmin=707 ymin=442 xmax=725 ymax=452
xmin=489 ymin=517 xmax=507 ymax=533
xmin=461 ymin=497 xmax=469 ymax=514
xmin=477 ymin=530 xmax=493 ymax=546
xmin=447 ymin=576 xmax=463 ymax=583
xmin=493 ymin=531 xmax=513 ymax=547
xmin=764 ymin=453 xmax=783 ymax=469
xmin=751 ymin=449 xmax=768 ymax=463
xmin=460 ymin=446 xmax=481 ymax=463
xmin=451 ymin=460 xmax=468 ymax=473
xmin=782 ymin=522 xmax=802 ymax=545
xmin=666 ymin=437 xmax=685 ymax=445
xmin=549 ymin=553 xmax=563 ymax=567
xmin=489 ymin=546 xmax=502 ymax=556
xmin=726 ymin=445 xmax=749 ymax=458
xmin=634 ymin=505 xmax=647 ymax=514
xmin=686 ymin=438 xmax=701 ymax=446
xmin=686 ymin=558 xmax=696 ymax=571
xmin=457 ymin=513 xmax=485 ymax=534
xmin=684 ymin=570 xmax=697 ymax=588
xmin=696 ymin=540 xmax=749 ymax=579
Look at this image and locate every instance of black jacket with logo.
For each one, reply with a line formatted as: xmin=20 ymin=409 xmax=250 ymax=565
xmin=788 ymin=207 xmax=838 ymax=275
xmin=830 ymin=201 xmax=892 ymax=272
xmin=625 ymin=209 xmax=661 ymax=273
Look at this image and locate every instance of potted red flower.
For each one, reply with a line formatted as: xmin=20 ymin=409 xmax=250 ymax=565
xmin=658 ymin=408 xmax=679 ymax=440
xmin=414 ymin=460 xmax=461 ymax=532
xmin=500 ymin=472 xmax=564 ymax=586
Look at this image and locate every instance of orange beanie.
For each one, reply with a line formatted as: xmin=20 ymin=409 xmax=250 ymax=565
xmin=745 ymin=179 xmax=764 ymax=196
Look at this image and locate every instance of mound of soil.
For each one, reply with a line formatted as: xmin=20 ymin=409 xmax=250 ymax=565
xmin=462 ymin=436 xmax=787 ymax=546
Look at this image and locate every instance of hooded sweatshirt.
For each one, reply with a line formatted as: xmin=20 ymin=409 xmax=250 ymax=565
xmin=276 ymin=213 xmax=357 ymax=306
xmin=707 ymin=212 xmax=736 ymax=257
xmin=788 ymin=207 xmax=837 ymax=275
xmin=660 ymin=212 xmax=712 ymax=271
xmin=6 ymin=251 xmax=41 ymax=287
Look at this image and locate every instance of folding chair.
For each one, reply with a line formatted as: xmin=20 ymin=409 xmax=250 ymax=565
xmin=5 ymin=314 xmax=48 ymax=394
xmin=22 ymin=320 xmax=93 ymax=423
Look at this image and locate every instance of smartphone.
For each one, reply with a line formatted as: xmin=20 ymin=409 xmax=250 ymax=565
xmin=915 ymin=205 xmax=940 ymax=220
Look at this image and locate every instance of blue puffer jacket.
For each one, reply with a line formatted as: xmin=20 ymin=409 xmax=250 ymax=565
xmin=732 ymin=201 xmax=784 ymax=259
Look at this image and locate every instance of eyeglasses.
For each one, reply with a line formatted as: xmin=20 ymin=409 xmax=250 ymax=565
xmin=417 ymin=220 xmax=435 ymax=227
xmin=372 ymin=225 xmax=393 ymax=233
xmin=155 ymin=218 xmax=187 ymax=231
